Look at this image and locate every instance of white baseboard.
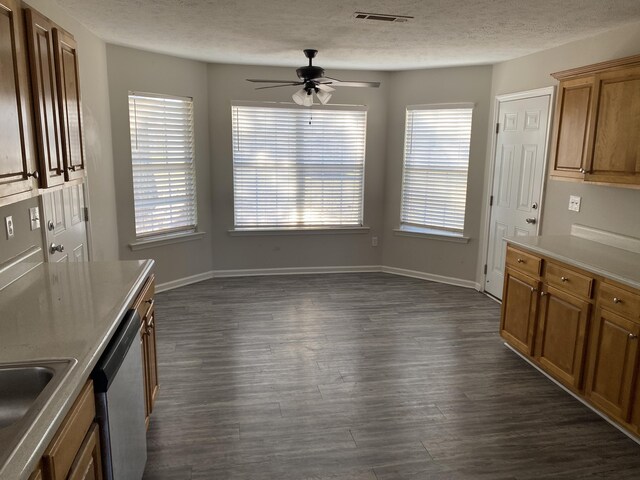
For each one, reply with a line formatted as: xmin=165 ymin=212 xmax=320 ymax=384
xmin=212 ymin=265 xmax=382 ymax=278
xmin=156 ymin=270 xmax=214 ymax=293
xmin=380 ymin=265 xmax=478 ymax=289
xmin=157 ymin=264 xmax=478 ymax=292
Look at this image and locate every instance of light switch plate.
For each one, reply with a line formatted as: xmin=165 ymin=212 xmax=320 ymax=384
xmin=5 ymin=216 xmax=14 ymax=239
xmin=569 ymin=195 xmax=581 ymax=212
xmin=29 ymin=207 xmax=40 ymax=230
xmin=371 ymin=236 xmax=378 ymax=247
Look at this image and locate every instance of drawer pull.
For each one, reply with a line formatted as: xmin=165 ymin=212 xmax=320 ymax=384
xmin=613 ymin=297 xmax=623 ymax=304
xmin=629 ymin=333 xmax=638 ymax=339
xmin=560 ymin=276 xmax=568 ymax=282
xmin=517 ymin=258 xmax=524 ymax=263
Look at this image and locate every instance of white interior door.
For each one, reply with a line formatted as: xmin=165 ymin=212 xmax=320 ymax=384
xmin=41 ymin=183 xmax=89 ymax=262
xmin=484 ymin=94 xmax=551 ymax=299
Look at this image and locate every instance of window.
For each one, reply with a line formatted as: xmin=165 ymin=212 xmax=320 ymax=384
xmin=128 ymin=92 xmax=197 ymax=238
xmin=231 ymin=103 xmax=367 ymax=230
xmin=400 ymin=104 xmax=473 ymax=235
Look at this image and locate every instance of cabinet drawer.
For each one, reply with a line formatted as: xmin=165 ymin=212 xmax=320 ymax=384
xmin=133 ymin=274 xmax=155 ymax=320
xmin=599 ymin=282 xmax=640 ymax=320
xmin=43 ymin=380 xmax=95 ymax=480
xmin=544 ymin=262 xmax=594 ymax=299
xmin=506 ymin=246 xmax=542 ymax=278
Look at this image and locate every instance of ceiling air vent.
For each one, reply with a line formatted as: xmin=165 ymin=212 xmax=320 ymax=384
xmin=353 ymin=12 xmax=413 ymax=23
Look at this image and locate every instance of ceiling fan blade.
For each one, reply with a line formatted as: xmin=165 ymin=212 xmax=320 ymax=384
xmin=246 ymin=79 xmax=300 ymax=83
xmin=254 ymin=83 xmax=303 ymax=90
xmin=329 ymin=81 xmax=381 ymax=88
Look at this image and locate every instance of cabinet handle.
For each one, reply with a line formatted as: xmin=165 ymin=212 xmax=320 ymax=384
xmin=540 ymin=291 xmax=546 ymax=296
xmin=530 ymin=287 xmax=537 ymax=292
xmin=517 ymin=258 xmax=524 ymax=263
xmin=560 ymin=276 xmax=568 ymax=282
xmin=613 ymin=297 xmax=623 ymax=304
xmin=27 ymin=171 xmax=39 ymax=180
xmin=579 ymin=168 xmax=586 ymax=174
xmin=629 ymin=333 xmax=638 ymax=339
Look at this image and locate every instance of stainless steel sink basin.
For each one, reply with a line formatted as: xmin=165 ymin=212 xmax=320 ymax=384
xmin=0 ymin=360 xmax=73 ymax=431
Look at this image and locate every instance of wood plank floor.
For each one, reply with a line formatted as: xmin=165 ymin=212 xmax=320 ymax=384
xmin=143 ymin=273 xmax=640 ymax=479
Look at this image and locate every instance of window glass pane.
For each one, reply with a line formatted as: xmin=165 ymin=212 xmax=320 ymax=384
xmin=401 ymin=106 xmax=473 ymax=233
xmin=232 ymin=105 xmax=367 ymax=229
xmin=128 ymin=93 xmax=197 ymax=237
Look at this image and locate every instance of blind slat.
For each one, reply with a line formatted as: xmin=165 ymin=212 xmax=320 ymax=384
xmin=129 ymin=93 xmax=198 ymax=237
xmin=400 ymin=106 xmax=473 ymax=233
xmin=231 ymin=105 xmax=366 ymax=228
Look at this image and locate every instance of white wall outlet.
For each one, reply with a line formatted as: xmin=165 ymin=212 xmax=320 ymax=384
xmin=29 ymin=207 xmax=40 ymax=230
xmin=568 ymin=195 xmax=581 ymax=212
xmin=371 ymin=236 xmax=379 ymax=247
xmin=5 ymin=216 xmax=14 ymax=239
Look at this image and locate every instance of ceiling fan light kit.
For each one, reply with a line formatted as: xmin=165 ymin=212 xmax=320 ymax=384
xmin=247 ymin=49 xmax=380 ymax=107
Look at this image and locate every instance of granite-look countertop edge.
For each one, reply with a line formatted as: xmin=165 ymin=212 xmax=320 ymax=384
xmin=0 ymin=259 xmax=155 ymax=480
xmin=505 ymin=235 xmax=640 ymax=290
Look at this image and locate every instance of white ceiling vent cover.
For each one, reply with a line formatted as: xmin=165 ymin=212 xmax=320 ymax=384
xmin=353 ymin=12 xmax=413 ymax=23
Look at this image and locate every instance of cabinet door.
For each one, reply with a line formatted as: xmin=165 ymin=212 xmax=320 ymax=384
xmin=67 ymin=423 xmax=103 ymax=480
xmin=549 ymin=76 xmax=597 ymax=179
xmin=585 ymin=308 xmax=640 ymax=422
xmin=535 ymin=286 xmax=590 ymax=389
xmin=500 ymin=268 xmax=540 ymax=355
xmin=140 ymin=320 xmax=151 ymax=429
xmin=24 ymin=8 xmax=64 ymax=188
xmin=53 ymin=28 xmax=85 ymax=181
xmin=587 ymin=66 xmax=640 ymax=185
xmin=146 ymin=306 xmax=159 ymax=412
xmin=0 ymin=0 xmax=37 ymax=201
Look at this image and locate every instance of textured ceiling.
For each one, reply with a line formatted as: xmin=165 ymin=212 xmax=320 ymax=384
xmin=56 ymin=0 xmax=640 ymax=70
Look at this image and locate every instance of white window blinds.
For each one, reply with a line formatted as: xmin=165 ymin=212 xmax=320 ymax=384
xmin=400 ymin=104 xmax=473 ymax=233
xmin=231 ymin=104 xmax=367 ymax=229
xmin=128 ymin=93 xmax=197 ymax=238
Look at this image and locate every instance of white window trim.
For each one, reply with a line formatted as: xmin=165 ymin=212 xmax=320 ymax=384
xmin=129 ymin=91 xmax=198 ymax=239
xmin=231 ymin=101 xmax=368 ymax=231
xmin=399 ymin=102 xmax=474 ymax=236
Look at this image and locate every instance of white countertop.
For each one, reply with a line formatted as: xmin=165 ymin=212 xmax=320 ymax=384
xmin=506 ymin=235 xmax=640 ymax=290
xmin=0 ymin=259 xmax=154 ymax=480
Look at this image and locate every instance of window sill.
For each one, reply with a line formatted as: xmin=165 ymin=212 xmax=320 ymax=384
xmin=393 ymin=226 xmax=470 ymax=244
xmin=129 ymin=231 xmax=206 ymax=251
xmin=228 ymin=226 xmax=370 ymax=236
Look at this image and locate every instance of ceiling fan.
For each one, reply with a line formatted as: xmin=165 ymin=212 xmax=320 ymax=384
xmin=246 ymin=49 xmax=381 ymax=106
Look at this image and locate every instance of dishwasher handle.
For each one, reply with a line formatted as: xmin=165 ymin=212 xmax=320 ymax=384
xmin=92 ymin=309 xmax=141 ymax=393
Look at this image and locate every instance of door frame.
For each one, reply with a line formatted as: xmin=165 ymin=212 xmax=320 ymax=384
xmin=479 ymin=86 xmax=555 ymax=296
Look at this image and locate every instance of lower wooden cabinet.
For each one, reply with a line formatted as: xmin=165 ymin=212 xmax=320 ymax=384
xmin=585 ymin=307 xmax=640 ymax=422
xmin=500 ymin=268 xmax=539 ymax=356
xmin=66 ymin=423 xmax=102 ymax=480
xmin=500 ymin=241 xmax=640 ymax=439
xmin=535 ymin=286 xmax=590 ymax=389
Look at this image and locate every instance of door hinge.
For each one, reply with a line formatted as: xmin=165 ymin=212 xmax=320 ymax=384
xmin=489 ymin=195 xmax=493 ymax=207
xmin=83 ymin=207 xmax=89 ymax=222
xmin=496 ymin=122 xmax=500 ymax=134
xmin=484 ymin=264 xmax=488 ymax=275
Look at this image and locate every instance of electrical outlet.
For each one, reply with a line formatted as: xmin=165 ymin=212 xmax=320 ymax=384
xmin=5 ymin=216 xmax=14 ymax=239
xmin=568 ymin=195 xmax=581 ymax=212
xmin=371 ymin=236 xmax=378 ymax=247
xmin=29 ymin=207 xmax=40 ymax=230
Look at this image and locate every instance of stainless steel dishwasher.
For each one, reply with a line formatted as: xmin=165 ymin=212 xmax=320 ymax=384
xmin=92 ymin=309 xmax=147 ymax=480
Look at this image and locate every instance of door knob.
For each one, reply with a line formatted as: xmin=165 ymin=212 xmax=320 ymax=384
xmin=525 ymin=218 xmax=537 ymax=224
xmin=49 ymin=243 xmax=64 ymax=254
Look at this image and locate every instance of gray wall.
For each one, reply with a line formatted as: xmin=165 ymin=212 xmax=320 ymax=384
xmin=106 ymin=45 xmax=213 ymax=284
xmin=489 ymin=21 xmax=640 ymax=239
xmin=381 ymin=66 xmax=493 ymax=283
xmin=207 ymin=64 xmax=389 ymax=271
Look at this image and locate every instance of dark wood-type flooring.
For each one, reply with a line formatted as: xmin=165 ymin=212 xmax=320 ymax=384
xmin=144 ymin=273 xmax=640 ymax=479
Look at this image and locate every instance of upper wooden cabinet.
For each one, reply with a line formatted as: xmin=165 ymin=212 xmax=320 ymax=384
xmin=24 ymin=7 xmax=65 ymax=188
xmin=550 ymin=54 xmax=640 ymax=187
xmin=0 ymin=0 xmax=38 ymax=203
xmin=53 ymin=28 xmax=85 ymax=180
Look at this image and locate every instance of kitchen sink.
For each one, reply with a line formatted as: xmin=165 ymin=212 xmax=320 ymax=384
xmin=0 ymin=360 xmax=73 ymax=430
